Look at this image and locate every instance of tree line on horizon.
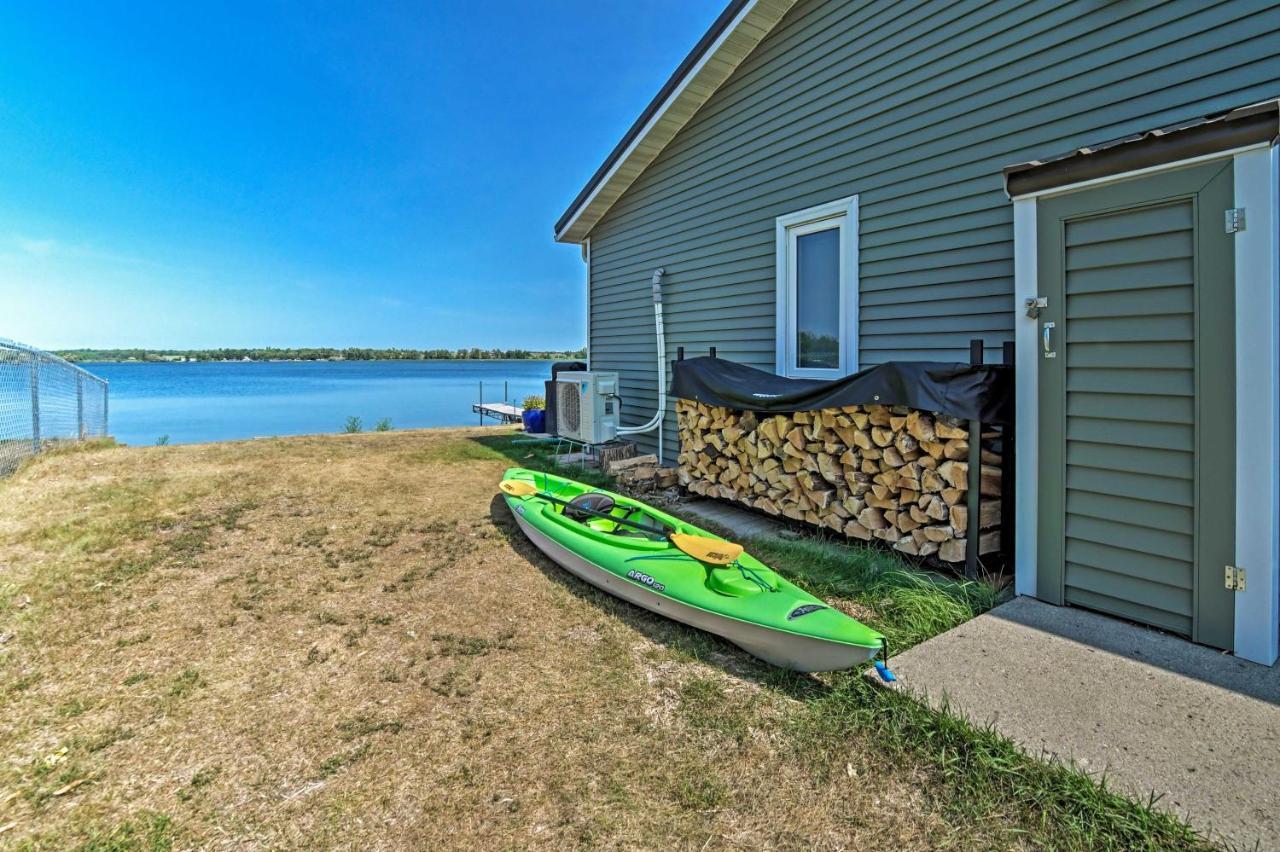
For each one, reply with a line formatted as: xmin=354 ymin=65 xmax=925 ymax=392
xmin=55 ymin=346 xmax=588 ymax=363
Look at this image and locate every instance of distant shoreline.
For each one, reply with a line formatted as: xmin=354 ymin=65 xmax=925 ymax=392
xmin=56 ymin=347 xmax=586 ymax=364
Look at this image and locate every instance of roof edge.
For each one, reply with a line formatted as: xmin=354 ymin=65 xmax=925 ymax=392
xmin=554 ymin=0 xmax=792 ymax=243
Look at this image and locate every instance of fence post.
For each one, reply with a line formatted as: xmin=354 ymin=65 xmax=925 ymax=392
xmin=77 ymin=373 xmax=85 ymax=439
xmin=965 ymin=339 xmax=983 ymax=580
xmin=29 ymin=352 xmax=40 ymax=453
xmin=478 ymin=381 xmax=484 ymax=425
xmin=1000 ymin=341 xmax=1016 ymax=569
xmin=102 ymin=380 xmax=109 ymax=437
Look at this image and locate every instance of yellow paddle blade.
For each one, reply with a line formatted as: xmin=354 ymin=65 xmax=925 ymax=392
xmin=499 ymin=479 xmax=538 ymax=497
xmin=671 ymin=533 xmax=743 ymax=565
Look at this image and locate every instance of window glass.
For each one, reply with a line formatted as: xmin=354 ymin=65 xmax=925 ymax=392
xmin=795 ymin=226 xmax=840 ymax=369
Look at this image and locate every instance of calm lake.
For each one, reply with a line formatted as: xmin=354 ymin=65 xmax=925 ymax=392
xmin=86 ymin=360 xmax=554 ymax=446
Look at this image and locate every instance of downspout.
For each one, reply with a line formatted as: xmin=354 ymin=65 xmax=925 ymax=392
xmin=583 ymin=238 xmax=591 ymax=369
xmin=617 ymin=268 xmax=667 ymax=460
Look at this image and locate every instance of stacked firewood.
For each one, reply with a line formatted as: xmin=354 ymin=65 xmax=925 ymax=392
xmin=606 ymin=454 xmax=679 ymax=491
xmin=675 ymin=399 xmax=1001 ymax=562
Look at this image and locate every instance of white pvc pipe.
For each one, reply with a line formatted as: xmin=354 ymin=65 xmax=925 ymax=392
xmin=617 ymin=268 xmax=667 ymax=459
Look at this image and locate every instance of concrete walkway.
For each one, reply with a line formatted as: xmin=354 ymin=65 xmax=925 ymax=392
xmin=678 ymin=497 xmax=787 ymax=539
xmin=888 ymin=596 xmax=1279 ymax=848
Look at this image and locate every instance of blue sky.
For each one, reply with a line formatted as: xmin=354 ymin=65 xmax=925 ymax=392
xmin=0 ymin=1 xmax=724 ymax=350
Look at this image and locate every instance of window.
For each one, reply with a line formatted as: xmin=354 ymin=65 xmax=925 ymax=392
xmin=775 ymin=196 xmax=858 ymax=378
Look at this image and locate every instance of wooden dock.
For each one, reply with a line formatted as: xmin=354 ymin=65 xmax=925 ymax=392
xmin=472 ymin=402 xmax=522 ymax=424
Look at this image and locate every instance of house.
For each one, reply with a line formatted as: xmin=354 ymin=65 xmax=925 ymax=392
xmin=553 ymin=1 xmax=1280 ymax=666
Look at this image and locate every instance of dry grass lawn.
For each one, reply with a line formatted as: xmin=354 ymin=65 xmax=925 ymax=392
xmin=0 ymin=429 xmax=1209 ymax=850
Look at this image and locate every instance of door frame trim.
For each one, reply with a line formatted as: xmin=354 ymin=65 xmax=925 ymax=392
xmin=1012 ymin=144 xmax=1280 ymax=666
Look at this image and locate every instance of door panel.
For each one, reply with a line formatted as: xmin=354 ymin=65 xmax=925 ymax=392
xmin=1036 ymin=160 xmax=1236 ymax=650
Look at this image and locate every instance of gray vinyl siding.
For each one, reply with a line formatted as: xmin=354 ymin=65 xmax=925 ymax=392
xmin=585 ymin=0 xmax=1280 ymax=460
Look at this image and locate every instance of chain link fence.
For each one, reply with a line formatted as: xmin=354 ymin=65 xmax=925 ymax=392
xmin=1 ymin=338 xmax=109 ymax=475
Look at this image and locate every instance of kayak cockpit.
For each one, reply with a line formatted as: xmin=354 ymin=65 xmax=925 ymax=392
xmin=558 ymin=492 xmax=673 ymax=542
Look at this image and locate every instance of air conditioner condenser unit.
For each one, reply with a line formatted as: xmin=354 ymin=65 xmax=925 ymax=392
xmin=553 ymin=371 xmax=619 ymax=444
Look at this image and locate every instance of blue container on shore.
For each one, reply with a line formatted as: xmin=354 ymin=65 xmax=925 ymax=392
xmin=522 ymin=408 xmax=545 ymax=433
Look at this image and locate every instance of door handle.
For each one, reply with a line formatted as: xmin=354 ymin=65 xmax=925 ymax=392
xmin=1042 ymin=322 xmax=1056 ymax=359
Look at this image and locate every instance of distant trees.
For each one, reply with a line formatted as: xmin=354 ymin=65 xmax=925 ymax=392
xmin=55 ymin=346 xmax=588 ymax=364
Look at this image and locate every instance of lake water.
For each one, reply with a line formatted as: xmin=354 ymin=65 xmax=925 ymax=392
xmin=85 ymin=360 xmax=554 ymax=446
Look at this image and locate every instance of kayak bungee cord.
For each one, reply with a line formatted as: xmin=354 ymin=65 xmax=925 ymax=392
xmin=735 ymin=562 xmax=775 ymax=593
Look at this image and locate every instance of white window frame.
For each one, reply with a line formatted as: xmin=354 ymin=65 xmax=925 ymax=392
xmin=774 ymin=195 xmax=859 ymax=378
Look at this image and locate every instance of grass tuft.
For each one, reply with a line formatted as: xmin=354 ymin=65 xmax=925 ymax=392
xmin=167 ymin=668 xmax=205 ymax=699
xmin=746 ymin=535 xmax=1002 ymax=651
xmin=788 ymin=675 xmax=1213 ymax=850
xmin=75 ymin=811 xmax=176 ymax=852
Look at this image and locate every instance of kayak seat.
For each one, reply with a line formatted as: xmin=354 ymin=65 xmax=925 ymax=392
xmin=564 ymin=492 xmax=615 ymax=522
xmin=566 ymin=493 xmax=668 ymax=540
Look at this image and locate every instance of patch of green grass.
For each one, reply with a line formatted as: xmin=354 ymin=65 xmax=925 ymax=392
xmin=167 ymin=668 xmax=205 ymax=699
xmin=429 ymin=628 xmax=517 ymax=658
xmin=468 ymin=433 xmax=613 ymax=488
xmin=7 ymin=437 xmax=118 ymax=476
xmin=216 ymin=500 xmax=258 ymax=531
xmin=24 ymin=478 xmax=167 ymax=558
xmin=787 ymin=675 xmax=1212 ymax=850
xmin=73 ymin=810 xmax=176 ymax=851
xmin=295 ymin=525 xmax=329 ymax=548
xmin=335 ymin=714 xmax=404 ymax=740
xmin=79 ymin=725 xmax=133 ymax=753
xmin=405 ymin=438 xmax=509 ymax=465
xmin=424 ymin=664 xmax=478 ymax=698
xmin=671 ymin=768 xmax=729 ymax=812
xmin=745 ymin=534 xmax=1002 ymax=652
xmin=6 ymin=671 xmax=41 ymax=695
xmin=365 ymin=521 xmax=404 ymax=548
xmin=676 ymin=676 xmax=753 ymax=743
xmin=176 ymin=766 xmax=219 ymax=802
xmin=317 ymin=743 xmax=370 ymax=778
xmin=123 ymin=671 xmax=151 ymax=686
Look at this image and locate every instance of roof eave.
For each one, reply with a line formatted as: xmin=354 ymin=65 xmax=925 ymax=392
xmin=554 ymin=0 xmax=797 ymax=244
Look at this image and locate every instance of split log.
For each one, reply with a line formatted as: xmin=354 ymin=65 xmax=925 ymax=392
xmin=604 ymin=451 xmax=653 ymax=474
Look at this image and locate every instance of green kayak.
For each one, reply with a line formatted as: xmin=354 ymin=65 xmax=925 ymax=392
xmin=500 ymin=467 xmax=884 ymax=672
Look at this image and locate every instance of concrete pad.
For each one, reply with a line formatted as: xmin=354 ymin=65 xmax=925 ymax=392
xmin=889 ymin=596 xmax=1280 ymax=849
xmin=678 ymin=498 xmax=786 ymax=539
xmin=551 ymin=451 xmax=597 ymax=466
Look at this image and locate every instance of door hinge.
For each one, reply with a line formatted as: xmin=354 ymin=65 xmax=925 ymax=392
xmin=1225 ymin=565 xmax=1246 ymax=591
xmin=1225 ymin=208 xmax=1246 ymax=233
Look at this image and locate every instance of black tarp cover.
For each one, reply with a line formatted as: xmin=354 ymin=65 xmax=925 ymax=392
xmin=670 ymin=357 xmax=1011 ymax=424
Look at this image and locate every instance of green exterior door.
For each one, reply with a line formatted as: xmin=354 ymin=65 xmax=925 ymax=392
xmin=1036 ymin=160 xmax=1236 ymax=650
